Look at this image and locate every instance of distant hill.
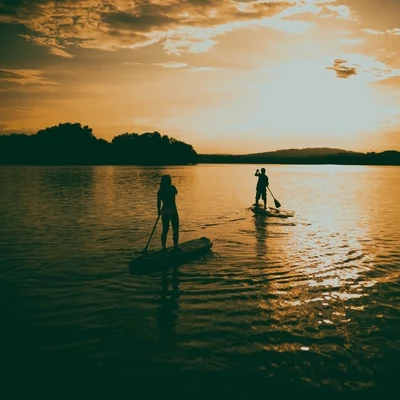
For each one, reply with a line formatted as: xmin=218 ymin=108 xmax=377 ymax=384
xmin=243 ymin=147 xmax=360 ymax=158
xmin=197 ymin=148 xmax=400 ymax=166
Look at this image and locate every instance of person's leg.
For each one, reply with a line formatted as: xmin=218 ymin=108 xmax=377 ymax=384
xmin=171 ymin=211 xmax=180 ymax=250
xmin=255 ymin=190 xmax=261 ymax=206
xmin=262 ymin=190 xmax=267 ymax=209
xmin=161 ymin=213 xmax=170 ymax=250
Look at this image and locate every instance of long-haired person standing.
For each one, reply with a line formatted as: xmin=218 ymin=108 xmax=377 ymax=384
xmin=157 ymin=174 xmax=180 ymax=251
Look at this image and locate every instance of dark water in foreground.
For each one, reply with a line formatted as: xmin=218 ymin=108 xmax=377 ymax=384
xmin=1 ymin=165 xmax=399 ymax=399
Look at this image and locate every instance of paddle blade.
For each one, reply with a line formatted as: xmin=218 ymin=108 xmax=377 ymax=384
xmin=274 ymin=198 xmax=281 ymax=208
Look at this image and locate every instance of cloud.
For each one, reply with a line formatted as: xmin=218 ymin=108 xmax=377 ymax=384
xmin=327 ymin=54 xmax=400 ymax=85
xmin=123 ymin=60 xmax=217 ymax=71
xmin=122 ymin=62 xmax=144 ymax=66
xmin=19 ymin=35 xmax=74 ymax=58
xmin=187 ymin=67 xmax=217 ymax=72
xmin=362 ymin=28 xmax=400 ymax=36
xmin=49 ymin=47 xmax=75 ymax=58
xmin=0 ymin=69 xmax=57 ymax=85
xmin=151 ymin=61 xmax=188 ymax=69
xmin=0 ymin=0 xmax=339 ymax=57
xmin=154 ymin=62 xmax=218 ymax=72
xmin=324 ymin=54 xmax=400 ymax=84
xmin=324 ymin=4 xmax=357 ymax=21
xmin=374 ymin=76 xmax=400 ymax=87
xmin=0 ymin=107 xmax=32 ymax=111
xmin=337 ymin=0 xmax=400 ymax=32
xmin=326 ymin=59 xmax=357 ymax=79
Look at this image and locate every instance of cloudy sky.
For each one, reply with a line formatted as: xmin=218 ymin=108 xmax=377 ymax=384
xmin=1 ymin=0 xmax=399 ymax=153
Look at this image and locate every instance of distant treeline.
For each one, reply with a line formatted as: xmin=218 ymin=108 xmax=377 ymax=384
xmin=197 ymin=152 xmax=400 ymax=166
xmin=0 ymin=123 xmax=198 ymax=165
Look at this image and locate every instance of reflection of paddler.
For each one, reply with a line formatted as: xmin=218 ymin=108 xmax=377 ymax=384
xmin=157 ymin=175 xmax=180 ymax=252
xmin=157 ymin=267 xmax=180 ymax=336
xmin=254 ymin=214 xmax=268 ymax=262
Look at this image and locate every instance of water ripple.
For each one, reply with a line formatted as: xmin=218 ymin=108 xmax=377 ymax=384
xmin=0 ymin=165 xmax=399 ymax=398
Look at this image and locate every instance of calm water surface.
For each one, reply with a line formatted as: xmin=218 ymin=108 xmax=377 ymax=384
xmin=0 ymin=164 xmax=399 ymax=399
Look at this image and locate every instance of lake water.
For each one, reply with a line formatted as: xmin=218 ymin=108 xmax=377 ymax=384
xmin=1 ymin=164 xmax=399 ymax=399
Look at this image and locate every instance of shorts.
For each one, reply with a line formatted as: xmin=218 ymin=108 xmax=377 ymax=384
xmin=256 ymin=189 xmax=266 ymax=201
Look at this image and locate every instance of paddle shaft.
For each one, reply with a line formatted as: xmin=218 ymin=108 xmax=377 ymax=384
xmin=267 ymin=186 xmax=281 ymax=208
xmin=143 ymin=211 xmax=162 ymax=253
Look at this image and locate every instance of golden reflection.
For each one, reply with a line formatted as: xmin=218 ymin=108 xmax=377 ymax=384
xmin=251 ymin=204 xmax=376 ymax=351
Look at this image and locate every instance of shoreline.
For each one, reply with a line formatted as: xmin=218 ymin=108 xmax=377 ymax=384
xmin=1 ymin=161 xmax=399 ymax=167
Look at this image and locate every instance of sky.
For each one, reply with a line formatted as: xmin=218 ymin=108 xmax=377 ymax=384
xmin=0 ymin=0 xmax=400 ymax=154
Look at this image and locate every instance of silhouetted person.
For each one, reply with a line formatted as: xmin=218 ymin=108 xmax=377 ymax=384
xmin=254 ymin=168 xmax=269 ymax=209
xmin=157 ymin=174 xmax=180 ymax=251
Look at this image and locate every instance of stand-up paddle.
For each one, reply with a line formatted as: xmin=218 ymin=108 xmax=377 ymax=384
xmin=142 ymin=211 xmax=162 ymax=255
xmin=268 ymin=187 xmax=281 ymax=208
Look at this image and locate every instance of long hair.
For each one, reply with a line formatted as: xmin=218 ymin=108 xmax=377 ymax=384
xmin=159 ymin=174 xmax=172 ymax=192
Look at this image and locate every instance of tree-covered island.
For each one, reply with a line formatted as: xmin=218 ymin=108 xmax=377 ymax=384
xmin=0 ymin=123 xmax=198 ymax=165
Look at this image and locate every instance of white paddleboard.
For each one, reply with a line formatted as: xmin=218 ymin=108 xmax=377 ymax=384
xmin=250 ymin=205 xmax=294 ymax=218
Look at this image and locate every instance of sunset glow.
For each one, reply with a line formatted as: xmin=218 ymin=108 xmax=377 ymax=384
xmin=1 ymin=0 xmax=400 ymax=153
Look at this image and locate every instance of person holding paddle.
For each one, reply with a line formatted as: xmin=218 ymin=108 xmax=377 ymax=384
xmin=157 ymin=174 xmax=180 ymax=252
xmin=254 ymin=168 xmax=269 ymax=209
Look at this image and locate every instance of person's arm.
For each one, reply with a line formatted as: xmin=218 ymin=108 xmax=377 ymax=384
xmin=255 ymin=169 xmax=260 ymax=176
xmin=174 ymin=186 xmax=178 ymax=195
xmin=157 ymin=191 xmax=162 ymax=214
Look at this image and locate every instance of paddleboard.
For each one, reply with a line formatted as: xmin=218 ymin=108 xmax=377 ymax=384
xmin=250 ymin=205 xmax=294 ymax=218
xmin=129 ymin=236 xmax=213 ymax=271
